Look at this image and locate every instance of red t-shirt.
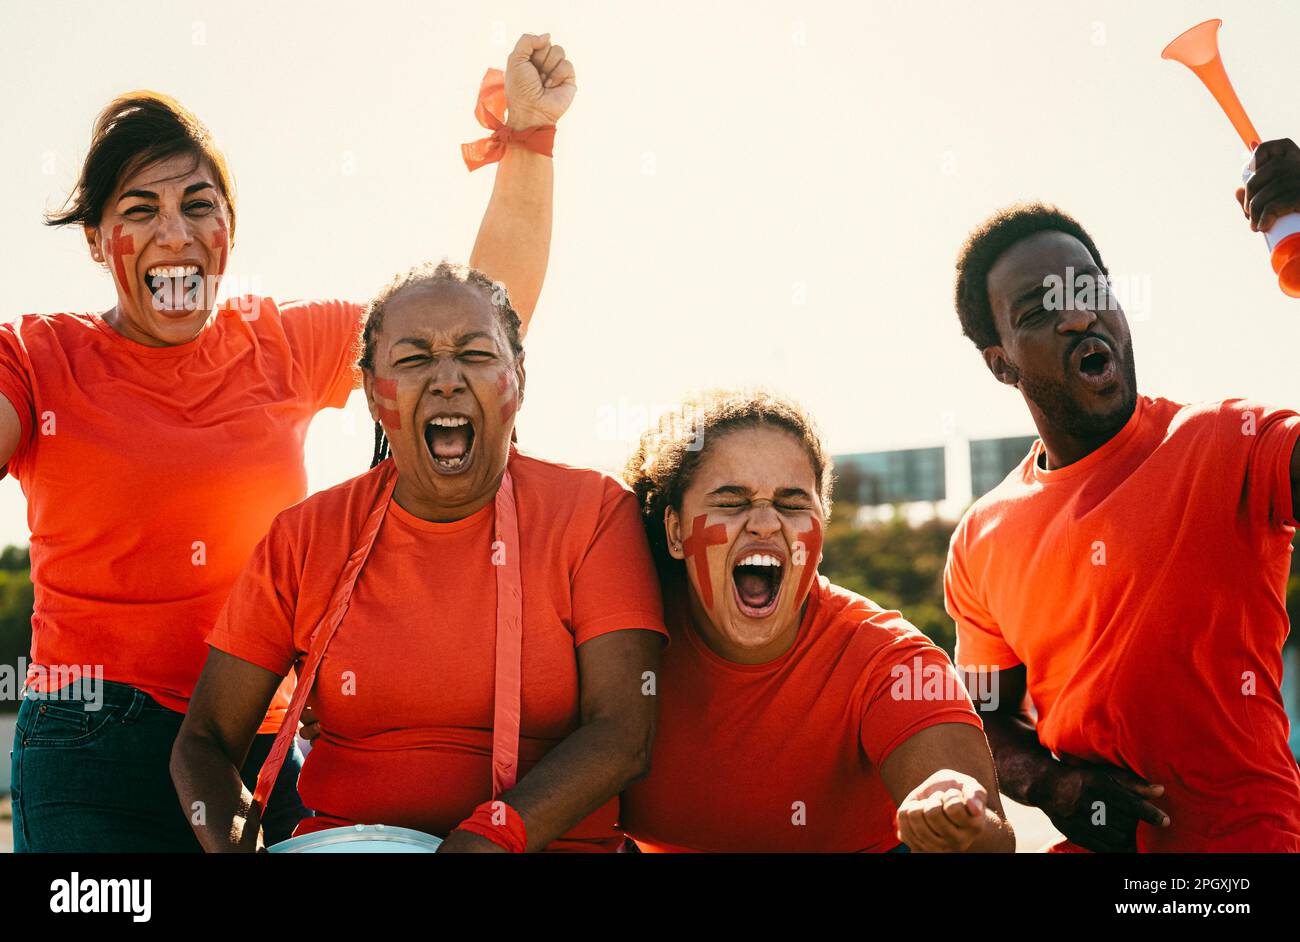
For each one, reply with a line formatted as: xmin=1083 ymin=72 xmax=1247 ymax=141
xmin=621 ymin=575 xmax=983 ymax=852
xmin=947 ymin=395 xmax=1300 ymax=851
xmin=207 ymin=451 xmax=666 ymax=851
xmin=0 ymin=299 xmax=362 ymax=732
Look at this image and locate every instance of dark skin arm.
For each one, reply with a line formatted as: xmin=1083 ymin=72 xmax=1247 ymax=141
xmin=961 ymin=665 xmax=1168 ymax=852
xmin=1240 ymin=131 xmax=1300 ymax=521
xmin=438 ymin=628 xmax=662 ymax=852
xmin=1233 ymin=139 xmax=1300 ymax=521
xmin=1290 ymin=441 xmax=1300 ymax=525
xmin=170 ymin=648 xmax=283 ymax=852
xmin=1235 ymin=137 xmax=1300 ymax=234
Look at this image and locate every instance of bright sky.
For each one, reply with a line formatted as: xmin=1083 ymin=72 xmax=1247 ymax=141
xmin=1 ymin=0 xmax=1298 ymax=546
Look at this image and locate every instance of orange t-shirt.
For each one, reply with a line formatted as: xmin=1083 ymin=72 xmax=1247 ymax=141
xmin=207 ymin=451 xmax=666 ymax=851
xmin=0 ymin=298 xmax=362 ymax=732
xmin=947 ymin=395 xmax=1300 ymax=852
xmin=621 ymin=575 xmax=983 ymax=852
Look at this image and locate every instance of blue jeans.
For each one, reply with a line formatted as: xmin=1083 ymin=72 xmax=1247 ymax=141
xmin=10 ymin=679 xmax=309 ymax=852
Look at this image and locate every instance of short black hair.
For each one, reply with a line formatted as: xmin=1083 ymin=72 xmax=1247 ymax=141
xmin=954 ymin=202 xmax=1107 ymax=350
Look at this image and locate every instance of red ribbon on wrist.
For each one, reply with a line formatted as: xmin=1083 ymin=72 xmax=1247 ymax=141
xmin=461 ymin=68 xmax=556 ymax=172
xmin=453 ymin=798 xmax=528 ymax=853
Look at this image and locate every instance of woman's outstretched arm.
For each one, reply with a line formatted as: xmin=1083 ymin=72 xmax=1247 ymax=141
xmin=882 ymin=722 xmax=1017 ymax=853
xmin=468 ymin=32 xmax=577 ymax=334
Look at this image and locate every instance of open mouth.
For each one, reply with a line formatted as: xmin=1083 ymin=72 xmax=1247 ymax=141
xmin=144 ymin=264 xmax=205 ymax=314
xmin=1071 ymin=337 xmax=1118 ymax=390
xmin=423 ymin=415 xmax=476 ymax=474
xmin=731 ymin=551 xmax=784 ymax=618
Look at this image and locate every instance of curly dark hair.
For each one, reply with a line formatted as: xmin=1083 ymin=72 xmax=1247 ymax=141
xmin=622 ymin=388 xmax=833 ymax=575
xmin=954 ymin=202 xmax=1108 ymax=350
xmin=357 ymin=260 xmax=523 ymax=468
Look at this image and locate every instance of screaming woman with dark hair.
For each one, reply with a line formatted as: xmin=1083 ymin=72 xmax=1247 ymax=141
xmin=618 ymin=389 xmax=1015 ymax=852
xmin=4 ymin=34 xmax=575 ymax=852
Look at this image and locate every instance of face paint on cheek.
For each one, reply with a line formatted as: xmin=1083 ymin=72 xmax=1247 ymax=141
xmin=212 ymin=218 xmax=229 ymax=275
xmin=681 ymin=513 xmax=729 ymax=610
xmin=793 ymin=517 xmax=824 ymax=601
xmin=105 ymin=225 xmax=135 ymax=300
xmin=373 ymin=377 xmax=401 ymax=430
xmin=495 ymin=368 xmax=518 ymax=424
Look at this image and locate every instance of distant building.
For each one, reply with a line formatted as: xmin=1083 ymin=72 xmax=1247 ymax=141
xmin=834 ymin=447 xmax=946 ymax=505
xmin=833 ymin=433 xmax=1038 ymax=521
xmin=969 ymin=435 xmax=1038 ymax=498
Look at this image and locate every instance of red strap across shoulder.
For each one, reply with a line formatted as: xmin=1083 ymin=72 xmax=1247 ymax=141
xmin=250 ymin=455 xmax=527 ymax=824
xmin=491 ymin=463 xmax=523 ymax=795
xmin=250 ymin=460 xmax=398 ymax=814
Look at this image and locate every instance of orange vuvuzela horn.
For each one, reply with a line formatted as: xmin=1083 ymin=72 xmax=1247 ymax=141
xmin=1163 ymin=18 xmax=1300 ymax=297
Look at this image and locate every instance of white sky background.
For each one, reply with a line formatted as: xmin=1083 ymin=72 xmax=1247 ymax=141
xmin=1 ymin=0 xmax=1298 ymax=547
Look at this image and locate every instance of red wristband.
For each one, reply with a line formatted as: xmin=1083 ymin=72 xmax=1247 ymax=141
xmin=461 ymin=68 xmax=556 ymax=171
xmin=453 ymin=799 xmax=528 ymax=853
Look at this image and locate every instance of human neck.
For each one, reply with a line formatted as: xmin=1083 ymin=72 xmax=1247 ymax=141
xmin=102 ymin=305 xmax=206 ymax=348
xmin=1030 ymin=398 xmax=1137 ymax=471
xmin=392 ymin=472 xmax=501 ymax=523
xmin=685 ymin=588 xmax=804 ymax=665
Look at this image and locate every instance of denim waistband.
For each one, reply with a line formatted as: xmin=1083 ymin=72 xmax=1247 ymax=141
xmin=22 ymin=677 xmax=175 ymax=717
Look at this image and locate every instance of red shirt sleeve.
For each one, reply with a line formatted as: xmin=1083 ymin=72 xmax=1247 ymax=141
xmin=0 ymin=320 xmax=36 ymax=479
xmin=569 ymin=477 xmax=667 ymax=646
xmin=207 ymin=512 xmax=303 ymax=677
xmin=857 ymin=630 xmax=984 ymax=768
xmin=944 ymin=517 xmax=1020 ymax=671
xmin=278 ymin=299 xmax=365 ymax=411
xmin=1221 ymin=398 xmax=1300 ymax=531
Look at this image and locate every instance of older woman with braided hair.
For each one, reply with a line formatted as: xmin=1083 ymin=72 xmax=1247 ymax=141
xmin=173 ymin=262 xmax=666 ymax=852
xmin=619 ymin=389 xmax=1016 ymax=852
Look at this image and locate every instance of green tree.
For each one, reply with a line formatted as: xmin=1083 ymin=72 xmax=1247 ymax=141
xmin=821 ymin=506 xmax=956 ymax=654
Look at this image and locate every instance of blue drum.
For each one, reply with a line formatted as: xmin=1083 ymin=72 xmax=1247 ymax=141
xmin=269 ymin=824 xmax=444 ymax=853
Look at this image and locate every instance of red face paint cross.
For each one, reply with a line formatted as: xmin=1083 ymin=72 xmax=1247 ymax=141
xmin=793 ymin=516 xmax=823 ymax=602
xmin=496 ymin=368 xmax=518 ymax=424
xmin=212 ymin=218 xmax=229 ymax=276
xmin=682 ymin=513 xmax=728 ymax=609
xmin=105 ymin=225 xmax=135 ymax=300
xmin=374 ymin=377 xmax=401 ymax=430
